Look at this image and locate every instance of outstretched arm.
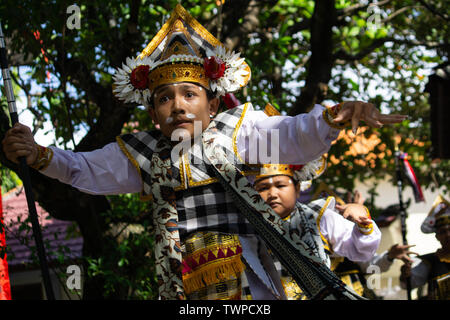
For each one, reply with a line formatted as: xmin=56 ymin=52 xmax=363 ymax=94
xmin=2 ymin=123 xmax=142 ymax=195
xmin=315 ymin=198 xmax=381 ymax=262
xmin=236 ymin=102 xmax=406 ymax=165
xmin=357 ymin=244 xmax=418 ymax=274
xmin=237 ymin=104 xmax=340 ymax=164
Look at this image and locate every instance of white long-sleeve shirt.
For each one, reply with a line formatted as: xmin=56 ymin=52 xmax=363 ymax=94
xmin=41 ymin=104 xmax=340 ymax=195
xmin=319 ymin=208 xmax=381 ymax=263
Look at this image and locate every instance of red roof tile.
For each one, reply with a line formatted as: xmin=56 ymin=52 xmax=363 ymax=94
xmin=1 ymin=187 xmax=83 ymax=269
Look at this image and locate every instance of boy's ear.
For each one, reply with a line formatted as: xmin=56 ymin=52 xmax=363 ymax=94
xmin=148 ymin=107 xmax=159 ymax=125
xmin=209 ymin=97 xmax=220 ymax=117
xmin=294 ymin=180 xmax=301 ymax=198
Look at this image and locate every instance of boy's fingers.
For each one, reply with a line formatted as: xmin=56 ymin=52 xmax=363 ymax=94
xmin=351 ymin=103 xmax=362 ymax=134
xmin=5 ymin=149 xmax=32 ymax=162
xmin=359 ymin=218 xmax=371 ymax=225
xmin=364 ymin=116 xmax=383 ymax=128
xmin=402 ymin=256 xmax=413 ymax=264
xmin=377 ymin=114 xmax=408 ymax=124
xmin=334 ymin=106 xmax=351 ymax=122
xmin=3 ymin=136 xmax=30 ymax=145
xmin=333 ymin=114 xmax=345 ymax=122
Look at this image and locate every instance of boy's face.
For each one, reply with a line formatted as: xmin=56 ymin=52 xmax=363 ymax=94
xmin=148 ymin=82 xmax=219 ymax=139
xmin=254 ymin=175 xmax=300 ymax=219
xmin=436 ymin=224 xmax=450 ymax=251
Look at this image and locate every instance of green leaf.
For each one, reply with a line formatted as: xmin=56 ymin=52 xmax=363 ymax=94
xmin=349 ymin=26 xmax=360 ymax=37
xmin=348 ymin=78 xmax=360 ymax=92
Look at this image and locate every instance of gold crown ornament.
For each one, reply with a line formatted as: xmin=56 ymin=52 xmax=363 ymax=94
xmin=255 ymin=155 xmax=327 ymax=191
xmin=421 ymin=194 xmax=450 ymax=234
xmin=112 ymin=4 xmax=251 ymax=106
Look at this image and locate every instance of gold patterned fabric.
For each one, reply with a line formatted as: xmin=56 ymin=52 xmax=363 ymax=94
xmin=434 ymin=273 xmax=450 ymax=300
xmin=182 ymin=232 xmax=246 ymax=300
xmin=30 ymin=145 xmax=54 ymax=171
xmin=420 ymin=252 xmax=450 ymax=300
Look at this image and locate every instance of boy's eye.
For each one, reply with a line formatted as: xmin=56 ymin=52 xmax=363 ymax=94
xmin=186 ymin=91 xmax=195 ymax=98
xmin=159 ymin=96 xmax=169 ymax=103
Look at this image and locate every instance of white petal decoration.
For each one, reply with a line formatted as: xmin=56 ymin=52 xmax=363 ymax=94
xmin=113 ymin=55 xmax=155 ymax=104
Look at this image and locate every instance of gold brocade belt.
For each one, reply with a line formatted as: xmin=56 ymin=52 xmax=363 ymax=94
xmin=182 ymin=232 xmax=246 ymax=300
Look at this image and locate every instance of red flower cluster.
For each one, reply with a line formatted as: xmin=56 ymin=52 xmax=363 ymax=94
xmin=204 ymin=56 xmax=226 ymax=80
xmin=289 ymin=164 xmax=304 ymax=171
xmin=130 ymin=65 xmax=150 ymax=90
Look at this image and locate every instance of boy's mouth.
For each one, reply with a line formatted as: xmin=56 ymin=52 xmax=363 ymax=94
xmin=268 ymin=201 xmax=281 ymax=208
xmin=172 ymin=118 xmax=193 ymax=127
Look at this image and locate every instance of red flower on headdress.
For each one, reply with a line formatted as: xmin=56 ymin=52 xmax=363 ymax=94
xmin=204 ymin=56 xmax=226 ymax=80
xmin=289 ymin=164 xmax=304 ymax=171
xmin=222 ymin=93 xmax=241 ymax=109
xmin=130 ymin=65 xmax=150 ymax=90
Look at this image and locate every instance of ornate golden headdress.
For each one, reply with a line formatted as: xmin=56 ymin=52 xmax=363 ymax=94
xmin=112 ymin=4 xmax=251 ymax=106
xmin=255 ymin=156 xmax=328 ymax=191
xmin=421 ymin=194 xmax=450 ymax=233
xmin=256 ymin=164 xmax=296 ymax=181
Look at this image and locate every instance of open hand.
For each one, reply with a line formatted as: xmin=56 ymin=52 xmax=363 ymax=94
xmin=335 ymin=203 xmax=371 ymax=225
xmin=334 ymin=101 xmax=407 ymax=134
xmin=388 ymin=244 xmax=418 ymax=264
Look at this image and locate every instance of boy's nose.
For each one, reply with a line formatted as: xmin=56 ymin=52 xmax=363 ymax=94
xmin=172 ymin=95 xmax=186 ymax=114
xmin=267 ymin=188 xmax=278 ymax=200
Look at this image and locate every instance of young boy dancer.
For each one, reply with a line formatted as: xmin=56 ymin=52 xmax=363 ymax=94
xmin=254 ymin=163 xmax=380 ymax=299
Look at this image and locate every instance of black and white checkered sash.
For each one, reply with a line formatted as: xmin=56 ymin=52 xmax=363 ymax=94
xmin=272 ymin=202 xmax=332 ymax=298
xmin=116 ymin=103 xmax=259 ymax=239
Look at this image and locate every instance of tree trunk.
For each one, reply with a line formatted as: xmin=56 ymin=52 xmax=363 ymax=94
xmin=289 ymin=0 xmax=337 ymax=115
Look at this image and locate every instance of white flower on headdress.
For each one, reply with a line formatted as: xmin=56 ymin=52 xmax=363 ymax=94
xmin=206 ymin=45 xmax=250 ymax=96
xmin=112 ymin=56 xmax=154 ymax=106
xmin=300 ymin=180 xmax=312 ymax=192
xmin=292 ymin=156 xmax=327 ymax=190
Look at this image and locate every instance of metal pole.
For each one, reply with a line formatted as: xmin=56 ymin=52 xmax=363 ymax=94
xmin=394 ymin=147 xmax=412 ymax=300
xmin=0 ymin=22 xmax=55 ymax=300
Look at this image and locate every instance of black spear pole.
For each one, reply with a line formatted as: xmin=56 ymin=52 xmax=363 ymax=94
xmin=394 ymin=146 xmax=412 ymax=300
xmin=0 ymin=22 xmax=55 ymax=300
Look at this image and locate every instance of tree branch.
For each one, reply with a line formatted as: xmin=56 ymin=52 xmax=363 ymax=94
xmin=380 ymin=5 xmax=422 ymax=24
xmin=417 ymin=0 xmax=450 ymax=21
xmin=334 ymin=36 xmax=449 ymax=62
xmin=333 ymin=37 xmax=389 ymax=61
xmin=337 ymin=0 xmax=393 ymax=16
xmin=289 ymin=0 xmax=336 ymax=115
